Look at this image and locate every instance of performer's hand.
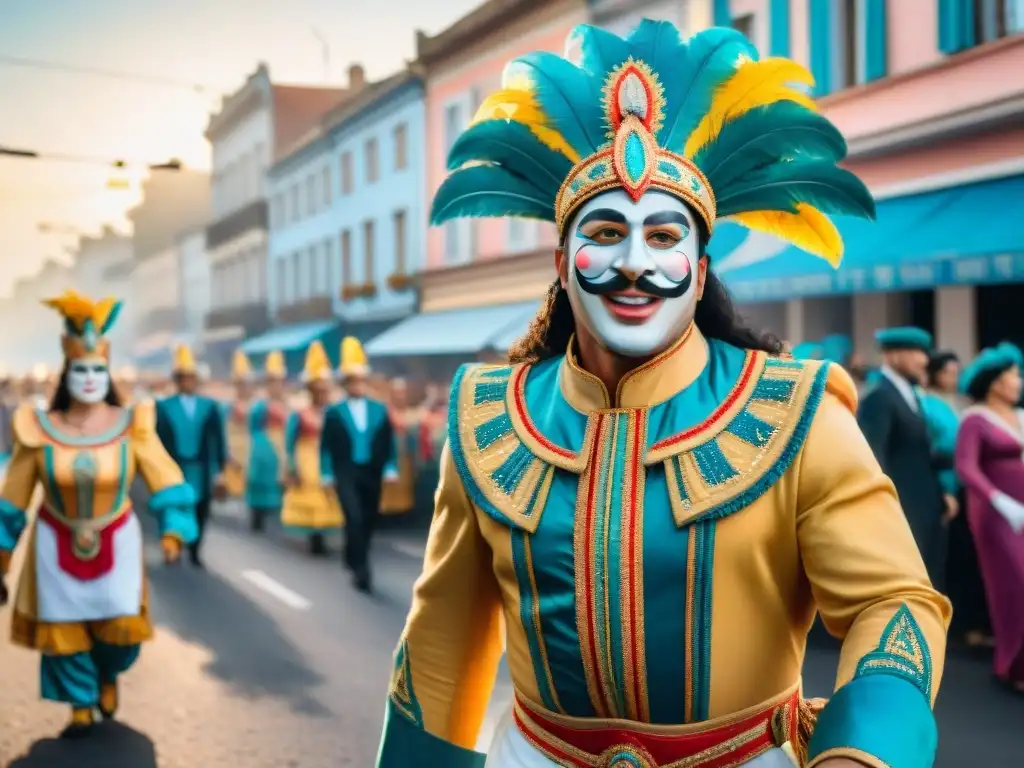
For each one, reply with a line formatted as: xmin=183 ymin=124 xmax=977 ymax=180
xmin=942 ymin=493 xmax=959 ymax=523
xmin=161 ymin=535 xmax=182 ymax=564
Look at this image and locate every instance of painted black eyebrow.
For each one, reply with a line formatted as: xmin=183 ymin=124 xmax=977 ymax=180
xmin=643 ymin=211 xmax=691 ymax=227
xmin=576 ymin=208 xmax=627 ymax=229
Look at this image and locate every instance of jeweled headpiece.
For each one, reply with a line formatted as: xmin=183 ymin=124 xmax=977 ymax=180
xmin=431 ymin=22 xmax=876 ymax=264
xmin=41 ymin=289 xmax=122 ymax=363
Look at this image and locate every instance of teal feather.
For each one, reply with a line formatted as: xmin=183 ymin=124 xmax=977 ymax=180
xmin=661 ymin=28 xmax=758 ymax=150
xmin=626 ymin=20 xmax=687 ymax=120
xmin=100 ymin=301 xmax=123 ymax=335
xmin=571 ymin=24 xmax=632 ymax=81
xmin=506 ymin=51 xmax=605 ymax=154
xmin=716 ymin=161 xmax=876 ymax=220
xmin=447 ymin=119 xmax=573 ymax=191
xmin=695 ymin=102 xmax=847 ymax=190
xmin=430 ymin=165 xmax=554 ymax=225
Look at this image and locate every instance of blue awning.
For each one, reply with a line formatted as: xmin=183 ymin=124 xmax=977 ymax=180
xmin=365 ymin=301 xmax=540 ymax=358
xmin=241 ymin=320 xmax=340 ymax=355
xmin=715 ymin=174 xmax=1024 ymax=301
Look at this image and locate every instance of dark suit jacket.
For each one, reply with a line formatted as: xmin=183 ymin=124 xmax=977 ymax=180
xmin=321 ymin=399 xmax=395 ymax=514
xmin=156 ymin=394 xmax=228 ymax=502
xmin=858 ymin=376 xmax=945 ymax=575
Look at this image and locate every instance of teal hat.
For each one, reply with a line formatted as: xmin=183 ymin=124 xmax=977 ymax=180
xmin=875 ymin=327 xmax=933 ymax=352
xmin=819 ymin=334 xmax=852 ymax=363
xmin=790 ymin=341 xmax=823 ymax=360
xmin=959 ymin=342 xmax=1023 ymax=396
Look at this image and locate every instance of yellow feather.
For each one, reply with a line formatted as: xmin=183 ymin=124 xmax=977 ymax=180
xmin=472 ymin=88 xmax=580 ymax=163
xmin=684 ymin=58 xmax=817 ymax=158
xmin=731 ymin=204 xmax=844 ymax=266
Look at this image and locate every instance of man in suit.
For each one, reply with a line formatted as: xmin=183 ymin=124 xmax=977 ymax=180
xmin=156 ymin=345 xmax=228 ymax=568
xmin=321 ymin=337 xmax=397 ymax=593
xmin=858 ymin=327 xmax=956 ymax=588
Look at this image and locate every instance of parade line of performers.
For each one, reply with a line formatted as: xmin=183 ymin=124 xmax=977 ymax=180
xmin=0 ymin=289 xmax=408 ymax=738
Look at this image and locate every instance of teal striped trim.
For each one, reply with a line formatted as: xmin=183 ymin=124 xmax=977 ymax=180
xmin=42 ymin=444 xmax=64 ymax=514
xmin=690 ymin=519 xmax=716 ymax=721
xmin=510 ymin=529 xmax=560 ymax=712
xmin=37 ymin=409 xmax=132 ymax=446
xmin=112 ymin=440 xmax=129 ymax=512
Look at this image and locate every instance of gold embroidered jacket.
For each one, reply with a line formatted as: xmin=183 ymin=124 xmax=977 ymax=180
xmin=377 ymin=328 xmax=952 ymax=768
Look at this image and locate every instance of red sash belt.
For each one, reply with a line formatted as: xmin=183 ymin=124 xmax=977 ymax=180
xmin=513 ymin=688 xmax=801 ymax=768
xmin=38 ymin=505 xmax=131 ymax=582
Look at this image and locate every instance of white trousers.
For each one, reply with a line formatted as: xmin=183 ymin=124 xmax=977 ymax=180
xmin=484 ymin=708 xmax=799 ymax=768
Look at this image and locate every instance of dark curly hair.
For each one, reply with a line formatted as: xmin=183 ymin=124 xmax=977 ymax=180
xmin=508 ymin=228 xmax=783 ymax=364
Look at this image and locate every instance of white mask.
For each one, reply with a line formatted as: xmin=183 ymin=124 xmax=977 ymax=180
xmin=564 ymin=189 xmax=701 ymax=357
xmin=67 ymin=360 xmax=110 ymax=405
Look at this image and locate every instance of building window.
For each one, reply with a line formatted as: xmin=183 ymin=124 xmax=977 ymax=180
xmin=271 ymin=194 xmax=282 ymax=228
xmin=393 ymin=209 xmax=407 ymax=274
xmin=394 ymin=123 xmax=407 ymax=170
xmin=307 ymin=245 xmax=318 ymax=298
xmin=732 ymin=12 xmax=755 ymax=41
xmin=975 ymin=0 xmax=1024 ymax=41
xmin=323 ymin=238 xmax=335 ymax=296
xmin=306 ymin=174 xmax=317 ymax=215
xmin=292 ymin=252 xmax=302 ymax=303
xmin=340 ymin=152 xmax=353 ymax=195
xmin=834 ymin=0 xmax=863 ymax=90
xmin=444 ymin=103 xmax=463 ymax=153
xmin=322 ymin=165 xmax=332 ymax=207
xmin=363 ymin=219 xmax=375 ymax=286
xmin=444 ymin=220 xmax=460 ymax=264
xmin=277 ymin=258 xmax=288 ymax=305
xmin=340 ymin=229 xmax=352 ymax=287
xmin=365 ymin=138 xmax=379 ymax=184
xmin=290 ymin=184 xmax=300 ymax=221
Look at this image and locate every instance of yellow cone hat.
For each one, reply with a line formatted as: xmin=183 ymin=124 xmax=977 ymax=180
xmin=264 ymin=350 xmax=286 ymax=379
xmin=302 ymin=341 xmax=333 ymax=382
xmin=232 ymin=349 xmax=253 ymax=380
xmin=173 ymin=344 xmax=197 ymax=374
xmin=339 ymin=336 xmax=370 ymax=379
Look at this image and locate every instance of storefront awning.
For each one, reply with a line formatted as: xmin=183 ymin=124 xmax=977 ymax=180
xmin=240 ymin=320 xmax=340 ymax=355
xmin=715 ymin=173 xmax=1024 ymax=302
xmin=365 ymin=301 xmax=540 ymax=358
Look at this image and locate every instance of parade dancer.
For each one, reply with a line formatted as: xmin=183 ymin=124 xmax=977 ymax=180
xmin=379 ymin=379 xmax=417 ymax=519
xmin=282 ymin=342 xmax=343 ymax=556
xmin=376 ymin=22 xmax=951 ymax=768
xmin=322 ymin=337 xmax=397 ymax=593
xmin=859 ymin=328 xmax=955 ymax=588
xmin=0 ymin=291 xmax=197 ymax=738
xmin=223 ymin=349 xmax=255 ymax=501
xmin=247 ymin=350 xmax=289 ymax=532
xmin=954 ymin=343 xmax=1024 ymax=694
xmin=155 ymin=345 xmax=228 ymax=568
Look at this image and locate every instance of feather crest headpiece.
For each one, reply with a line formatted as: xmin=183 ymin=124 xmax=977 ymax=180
xmin=432 ymin=22 xmax=875 ymax=265
xmin=41 ymin=289 xmax=123 ymax=362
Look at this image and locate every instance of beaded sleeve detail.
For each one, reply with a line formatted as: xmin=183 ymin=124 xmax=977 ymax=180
xmin=854 ymin=604 xmax=933 ymax=701
xmin=448 ymin=363 xmax=566 ymax=533
xmin=658 ymin=355 xmax=831 ymax=527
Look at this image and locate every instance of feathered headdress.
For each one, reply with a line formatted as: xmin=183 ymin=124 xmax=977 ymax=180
xmin=41 ymin=289 xmax=123 ymax=362
xmin=432 ymin=22 xmax=875 ymax=265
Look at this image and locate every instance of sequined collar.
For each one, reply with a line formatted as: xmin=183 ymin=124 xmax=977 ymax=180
xmin=559 ymin=323 xmax=709 ymax=411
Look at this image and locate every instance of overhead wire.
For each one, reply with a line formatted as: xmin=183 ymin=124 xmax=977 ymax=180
xmin=0 ymin=53 xmax=225 ymax=94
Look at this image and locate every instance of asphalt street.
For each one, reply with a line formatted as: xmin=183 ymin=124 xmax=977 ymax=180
xmin=0 ymin=501 xmax=1019 ymax=767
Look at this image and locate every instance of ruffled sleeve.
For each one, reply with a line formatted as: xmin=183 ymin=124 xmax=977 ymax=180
xmin=132 ymin=400 xmax=198 ymax=544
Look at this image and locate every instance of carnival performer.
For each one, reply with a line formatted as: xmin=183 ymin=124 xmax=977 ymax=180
xmin=223 ymin=349 xmax=255 ymax=501
xmin=376 ymin=22 xmax=950 ymax=768
xmin=322 ymin=337 xmax=396 ymax=593
xmin=954 ymin=342 xmax=1024 ymax=695
xmin=379 ymin=378 xmax=417 ymax=518
xmin=282 ymin=341 xmax=343 ymax=556
xmin=155 ymin=345 xmax=227 ymax=568
xmin=0 ymin=290 xmax=197 ymax=738
xmin=246 ymin=350 xmax=289 ymax=532
xmin=858 ymin=327 xmax=955 ymax=589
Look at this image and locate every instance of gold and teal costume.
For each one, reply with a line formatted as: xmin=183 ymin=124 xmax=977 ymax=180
xmin=0 ymin=291 xmax=197 ymax=732
xmin=223 ymin=349 xmax=254 ymax=499
xmin=247 ymin=351 xmax=288 ymax=514
xmin=379 ymin=20 xmax=951 ymax=768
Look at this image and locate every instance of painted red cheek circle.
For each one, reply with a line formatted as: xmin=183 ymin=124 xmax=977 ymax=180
xmin=663 ymin=253 xmax=691 ymax=277
xmin=575 ymin=249 xmax=592 ymax=270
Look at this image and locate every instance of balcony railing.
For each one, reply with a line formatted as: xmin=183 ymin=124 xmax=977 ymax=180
xmin=204 ymin=302 xmax=271 ymax=335
xmin=274 ymin=296 xmax=335 ymax=324
xmin=205 ymin=200 xmax=268 ymax=251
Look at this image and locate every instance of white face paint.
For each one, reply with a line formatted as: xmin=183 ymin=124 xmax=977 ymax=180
xmin=67 ymin=360 xmax=110 ymax=405
xmin=564 ymin=189 xmax=701 ymax=357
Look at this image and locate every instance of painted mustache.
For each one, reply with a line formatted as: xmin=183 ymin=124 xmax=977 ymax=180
xmin=574 ymin=266 xmax=693 ymax=299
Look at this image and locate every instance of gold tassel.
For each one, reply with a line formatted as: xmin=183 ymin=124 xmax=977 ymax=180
xmin=796 ymin=697 xmax=828 ymax=765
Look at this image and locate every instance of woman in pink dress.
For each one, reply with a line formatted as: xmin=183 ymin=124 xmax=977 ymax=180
xmin=955 ymin=342 xmax=1024 ymax=694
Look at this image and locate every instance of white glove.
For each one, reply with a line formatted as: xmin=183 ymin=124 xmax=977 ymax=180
xmin=990 ymin=492 xmax=1024 ymax=534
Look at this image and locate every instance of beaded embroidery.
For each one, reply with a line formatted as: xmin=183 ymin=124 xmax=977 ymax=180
xmin=660 ymin=355 xmax=831 ymax=527
xmin=449 ymin=363 xmax=568 ymax=533
xmin=854 ymin=604 xmax=933 ymax=700
xmin=389 ymin=639 xmax=423 ymax=727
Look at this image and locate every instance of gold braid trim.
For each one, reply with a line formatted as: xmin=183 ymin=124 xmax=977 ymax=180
xmin=796 ymin=697 xmax=827 ymax=764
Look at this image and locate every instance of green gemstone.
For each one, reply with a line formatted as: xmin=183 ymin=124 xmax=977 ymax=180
xmin=623 ymin=132 xmax=646 ymax=183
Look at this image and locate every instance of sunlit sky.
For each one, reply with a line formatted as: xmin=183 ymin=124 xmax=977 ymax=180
xmin=0 ymin=0 xmax=481 ymax=296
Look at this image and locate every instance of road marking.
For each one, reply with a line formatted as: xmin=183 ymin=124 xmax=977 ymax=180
xmin=389 ymin=541 xmax=426 ymax=560
xmin=241 ymin=569 xmax=312 ymax=611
